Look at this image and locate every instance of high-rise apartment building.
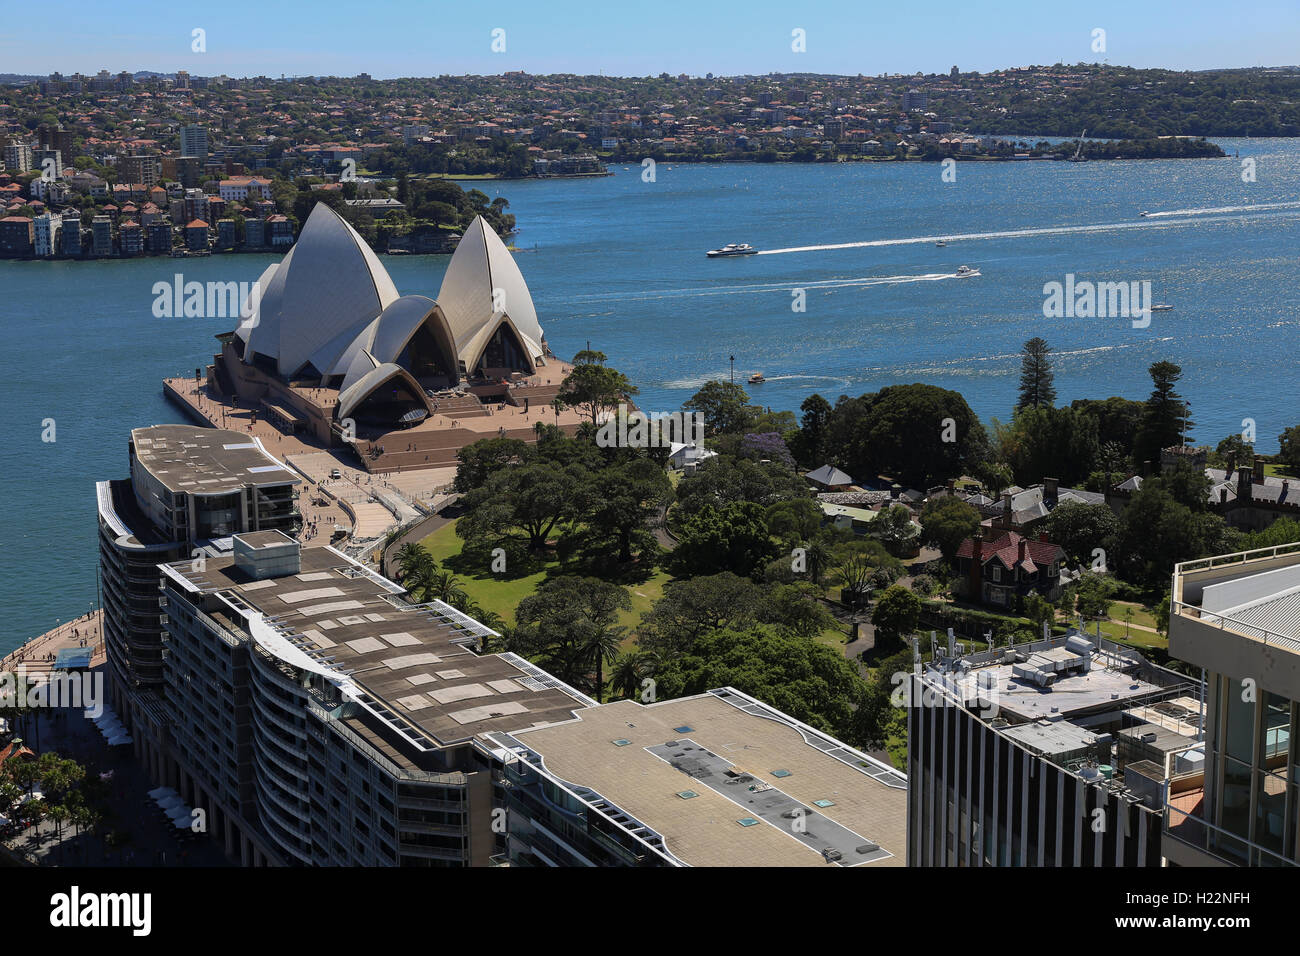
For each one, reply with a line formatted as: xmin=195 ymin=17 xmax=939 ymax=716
xmin=33 ymin=211 xmax=58 ymax=256
xmin=1164 ymin=544 xmax=1300 ymax=866
xmin=3 ymin=142 xmax=33 ymax=173
xmin=97 ymin=425 xmax=300 ymax=782
xmin=180 ymin=124 xmax=208 ymax=161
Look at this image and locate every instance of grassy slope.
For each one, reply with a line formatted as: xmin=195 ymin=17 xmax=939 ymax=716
xmin=419 ymin=518 xmax=670 ymax=643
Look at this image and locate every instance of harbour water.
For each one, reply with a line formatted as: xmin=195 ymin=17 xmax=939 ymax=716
xmin=3 ymin=137 xmax=1298 ymax=652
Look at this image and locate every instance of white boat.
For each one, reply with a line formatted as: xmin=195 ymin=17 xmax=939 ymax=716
xmin=707 ymin=242 xmax=758 ymax=258
xmin=1140 ymin=211 xmax=1150 ymax=217
xmin=748 ymin=372 xmax=765 ymax=384
xmin=936 ymin=240 xmax=948 ymax=247
xmin=954 ymin=265 xmax=980 ymax=278
xmin=1150 ymin=303 xmax=1174 ymax=312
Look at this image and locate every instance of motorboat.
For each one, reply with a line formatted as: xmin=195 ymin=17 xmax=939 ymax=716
xmin=748 ymin=372 xmax=765 ymax=384
xmin=954 ymin=265 xmax=980 ymax=278
xmin=936 ymin=240 xmax=948 ymax=247
xmin=1150 ymin=303 xmax=1174 ymax=312
xmin=707 ymin=242 xmax=758 ymax=258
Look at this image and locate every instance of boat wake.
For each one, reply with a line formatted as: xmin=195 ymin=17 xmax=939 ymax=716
xmin=757 ymin=206 xmax=1300 ymax=255
xmin=571 ymin=272 xmax=971 ymax=303
xmin=1142 ymin=201 xmax=1300 ymax=218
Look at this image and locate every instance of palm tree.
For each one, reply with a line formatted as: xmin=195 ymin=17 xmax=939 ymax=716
xmin=428 ymin=569 xmax=467 ymax=607
xmin=806 ymin=539 xmax=831 ymax=586
xmin=581 ymin=622 xmax=627 ymax=703
xmin=610 ymin=651 xmax=657 ymax=702
xmin=47 ymin=804 xmax=68 ymax=862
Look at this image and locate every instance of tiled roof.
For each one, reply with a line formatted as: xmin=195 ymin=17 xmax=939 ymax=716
xmin=956 ymin=529 xmax=1065 ymax=570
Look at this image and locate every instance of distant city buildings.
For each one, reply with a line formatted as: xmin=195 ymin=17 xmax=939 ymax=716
xmin=33 ymin=211 xmax=57 ymax=256
xmin=0 ymin=216 xmax=34 ymax=255
xmin=179 ymin=124 xmax=208 ymax=161
xmin=3 ymin=143 xmax=33 ymax=173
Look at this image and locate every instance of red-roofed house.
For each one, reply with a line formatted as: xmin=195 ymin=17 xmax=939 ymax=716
xmin=954 ymin=528 xmax=1067 ymax=608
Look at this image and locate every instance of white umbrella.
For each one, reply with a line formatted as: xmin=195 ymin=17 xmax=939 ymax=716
xmin=156 ymin=795 xmax=185 ymax=810
xmin=147 ymin=787 xmax=175 ymax=800
xmin=165 ymin=804 xmax=193 ymax=820
xmin=107 ymin=735 xmax=133 ymax=746
xmin=173 ymin=814 xmax=197 ymax=830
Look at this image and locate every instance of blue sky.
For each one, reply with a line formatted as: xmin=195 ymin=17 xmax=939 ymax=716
xmin=2 ymin=0 xmax=1297 ymax=78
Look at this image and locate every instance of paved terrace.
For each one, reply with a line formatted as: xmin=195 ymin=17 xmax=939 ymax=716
xmin=504 ymin=693 xmax=908 ymax=867
xmin=170 ymin=545 xmax=594 ymax=755
xmin=1 ymin=611 xmax=104 ymax=684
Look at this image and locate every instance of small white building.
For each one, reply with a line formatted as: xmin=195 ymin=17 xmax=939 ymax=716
xmin=668 ymin=442 xmax=717 ymax=475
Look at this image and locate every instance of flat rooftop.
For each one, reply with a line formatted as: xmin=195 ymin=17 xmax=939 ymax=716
xmin=499 ymin=691 xmax=908 ymax=867
xmin=165 ymin=545 xmax=591 ymax=751
xmin=982 ymin=661 xmax=1168 ymax=722
xmin=236 ymin=529 xmax=295 ymax=549
xmin=1001 ymin=718 xmax=1100 ymax=757
xmin=131 ymin=424 xmax=298 ymax=494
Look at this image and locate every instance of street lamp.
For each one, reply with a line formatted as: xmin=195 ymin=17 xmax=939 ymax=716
xmin=729 ymin=355 xmax=734 ymax=384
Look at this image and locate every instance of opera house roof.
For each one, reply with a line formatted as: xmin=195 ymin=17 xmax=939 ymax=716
xmin=234 ymin=204 xmax=546 ymax=403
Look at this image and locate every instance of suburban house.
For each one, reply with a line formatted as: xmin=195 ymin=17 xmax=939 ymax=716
xmin=805 ymin=464 xmax=855 ymax=491
xmin=954 ymin=528 xmax=1068 ymax=608
xmin=930 ymin=477 xmax=1105 ymax=534
xmin=667 ymin=442 xmax=717 ymax=475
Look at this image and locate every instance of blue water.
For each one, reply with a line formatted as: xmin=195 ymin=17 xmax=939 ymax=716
xmin=3 ymin=137 xmax=1298 ymax=652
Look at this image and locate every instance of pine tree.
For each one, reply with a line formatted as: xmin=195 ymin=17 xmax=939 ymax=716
xmin=1016 ymin=337 xmax=1057 ymax=411
xmin=1135 ymin=360 xmax=1193 ymax=465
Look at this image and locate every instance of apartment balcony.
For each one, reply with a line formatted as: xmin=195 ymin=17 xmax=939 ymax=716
xmin=1171 ymin=543 xmax=1300 ymax=701
xmin=1164 ymin=780 xmax=1296 ymax=867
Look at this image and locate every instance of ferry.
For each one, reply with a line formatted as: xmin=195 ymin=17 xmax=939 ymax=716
xmin=707 ymin=242 xmax=759 ymax=258
xmin=954 ymin=265 xmax=980 ymax=278
xmin=748 ymin=372 xmax=766 ymax=384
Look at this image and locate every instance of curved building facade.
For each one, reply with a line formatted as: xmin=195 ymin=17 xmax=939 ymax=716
xmin=216 ymin=204 xmax=551 ymax=439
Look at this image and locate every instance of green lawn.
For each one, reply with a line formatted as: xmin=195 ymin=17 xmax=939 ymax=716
xmin=419 ymin=518 xmax=670 ymax=639
xmin=1111 ymin=600 xmax=1159 ymax=631
xmin=813 ymin=624 xmax=850 ymax=650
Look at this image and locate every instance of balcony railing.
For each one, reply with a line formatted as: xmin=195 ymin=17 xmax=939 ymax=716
xmin=1172 ymin=541 xmax=1300 ymax=655
xmin=1164 ymin=801 xmax=1295 ymax=867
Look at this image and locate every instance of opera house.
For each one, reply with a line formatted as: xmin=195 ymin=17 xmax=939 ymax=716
xmin=207 ymin=203 xmax=577 ymax=471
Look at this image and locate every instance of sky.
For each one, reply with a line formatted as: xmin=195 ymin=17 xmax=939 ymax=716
xmin=1 ymin=0 xmax=1297 ymax=79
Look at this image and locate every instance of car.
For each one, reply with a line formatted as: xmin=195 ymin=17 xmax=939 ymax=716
xmin=329 ymin=468 xmax=341 ymax=479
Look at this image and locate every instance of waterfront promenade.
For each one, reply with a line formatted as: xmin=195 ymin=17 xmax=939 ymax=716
xmin=0 ymin=611 xmax=228 ymax=867
xmin=0 ymin=609 xmax=104 ymax=682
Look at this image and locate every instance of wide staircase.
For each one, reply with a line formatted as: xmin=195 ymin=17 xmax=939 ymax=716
xmin=504 ymin=383 xmax=563 ymax=408
xmin=427 ymin=393 xmax=489 ymax=418
xmin=358 ymin=421 xmax=542 ymax=473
